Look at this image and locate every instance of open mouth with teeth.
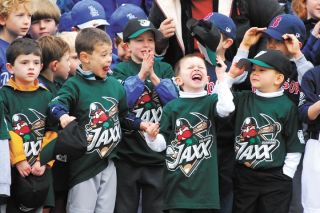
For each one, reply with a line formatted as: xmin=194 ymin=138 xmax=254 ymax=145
xmin=192 ymin=74 xmax=202 ymax=81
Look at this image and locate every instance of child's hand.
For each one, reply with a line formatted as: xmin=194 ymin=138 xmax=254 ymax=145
xmin=312 ymin=20 xmax=320 ymax=38
xmin=139 ymin=50 xmax=154 ymax=81
xmin=215 ymin=56 xmax=227 ymax=82
xmin=145 ymin=122 xmax=160 ymax=141
xmin=16 ymin=160 xmax=31 ymax=177
xmin=60 ymin=114 xmax=76 ymax=128
xmin=31 ymin=161 xmax=46 ymax=176
xmin=283 ymin=33 xmax=302 ymax=59
xmin=159 ymin=18 xmax=176 ymax=39
xmin=240 ymin=27 xmax=266 ymax=50
xmin=228 ymin=62 xmax=246 ymax=79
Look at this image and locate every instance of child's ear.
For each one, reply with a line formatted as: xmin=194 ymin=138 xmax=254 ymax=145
xmin=49 ymin=60 xmax=59 ymax=72
xmin=0 ymin=15 xmax=6 ymax=26
xmin=175 ymin=76 xmax=184 ymax=87
xmin=223 ymin=38 xmax=234 ymax=49
xmin=274 ymin=73 xmax=285 ymax=86
xmin=298 ymin=41 xmax=303 ymax=49
xmin=6 ymin=63 xmax=14 ymax=74
xmin=79 ymin=51 xmax=89 ymax=64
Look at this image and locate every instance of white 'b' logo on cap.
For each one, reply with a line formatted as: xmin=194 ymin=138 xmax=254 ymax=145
xmin=139 ymin=19 xmax=150 ymax=27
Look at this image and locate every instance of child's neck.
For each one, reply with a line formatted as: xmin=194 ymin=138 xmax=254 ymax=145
xmin=40 ymin=69 xmax=54 ymax=82
xmin=0 ymin=29 xmax=18 ymax=43
xmin=216 ymin=50 xmax=226 ymax=61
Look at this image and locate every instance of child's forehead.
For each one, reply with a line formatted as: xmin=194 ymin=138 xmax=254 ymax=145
xmin=182 ymin=57 xmax=205 ymax=66
xmin=16 ymin=53 xmax=41 ymax=60
xmin=93 ymin=42 xmax=112 ymax=51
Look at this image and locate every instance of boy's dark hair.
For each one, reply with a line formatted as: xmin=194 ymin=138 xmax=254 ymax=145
xmin=6 ymin=38 xmax=42 ymax=65
xmin=31 ymin=0 xmax=60 ymax=24
xmin=38 ymin=35 xmax=70 ymax=72
xmin=75 ymin=28 xmax=112 ymax=55
xmin=174 ymin=54 xmax=204 ymax=76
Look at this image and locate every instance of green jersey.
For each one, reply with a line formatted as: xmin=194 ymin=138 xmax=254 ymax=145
xmin=0 ymin=82 xmax=53 ymax=166
xmin=50 ymin=74 xmax=128 ymax=188
xmin=234 ymin=91 xmax=304 ymax=169
xmin=160 ymin=94 xmax=220 ymax=210
xmin=113 ymin=59 xmax=174 ymax=165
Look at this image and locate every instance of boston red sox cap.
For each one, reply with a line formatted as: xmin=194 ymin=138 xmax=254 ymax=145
xmin=239 ymin=49 xmax=292 ymax=79
xmin=264 ymin=14 xmax=306 ymax=43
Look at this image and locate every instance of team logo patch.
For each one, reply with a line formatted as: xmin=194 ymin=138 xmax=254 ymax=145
xmin=12 ymin=109 xmax=46 ymax=165
xmin=235 ymin=114 xmax=281 ymax=168
xmin=139 ymin=19 xmax=150 ymax=27
xmin=86 ymin=97 xmax=121 ymax=158
xmin=133 ymin=86 xmax=162 ymax=138
xmin=166 ymin=112 xmax=213 ymax=177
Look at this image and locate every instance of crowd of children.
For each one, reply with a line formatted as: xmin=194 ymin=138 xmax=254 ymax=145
xmin=0 ymin=0 xmax=320 ymax=213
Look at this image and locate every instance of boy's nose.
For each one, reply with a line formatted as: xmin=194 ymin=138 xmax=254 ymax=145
xmin=39 ymin=20 xmax=46 ymax=29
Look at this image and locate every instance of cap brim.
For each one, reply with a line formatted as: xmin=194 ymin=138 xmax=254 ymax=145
xmin=128 ymin=28 xmax=163 ymax=41
xmin=77 ymin=19 xmax=109 ymax=29
xmin=264 ymin=29 xmax=283 ymax=41
xmin=206 ymin=47 xmax=217 ymax=66
xmin=238 ymin=58 xmax=274 ymax=70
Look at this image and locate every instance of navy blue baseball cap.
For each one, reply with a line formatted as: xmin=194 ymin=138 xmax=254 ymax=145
xmin=58 ymin=12 xmax=73 ymax=32
xmin=264 ymin=14 xmax=306 ymax=43
xmin=108 ymin=4 xmax=147 ymax=39
xmin=71 ymin=0 xmax=109 ymax=29
xmin=205 ymin=12 xmax=236 ymax=40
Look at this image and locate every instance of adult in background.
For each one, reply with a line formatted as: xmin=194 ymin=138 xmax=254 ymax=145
xmin=149 ymin=0 xmax=284 ymax=67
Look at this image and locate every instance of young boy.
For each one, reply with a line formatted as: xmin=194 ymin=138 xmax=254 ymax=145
xmin=108 ymin=3 xmax=147 ymax=69
xmin=38 ymin=35 xmax=71 ymax=96
xmin=29 ymin=0 xmax=60 ymax=39
xmin=0 ymin=0 xmax=32 ymax=87
xmin=145 ymin=54 xmax=234 ymax=212
xmin=112 ymin=18 xmax=178 ymax=213
xmin=225 ymin=49 xmax=305 ymax=213
xmin=49 ymin=27 xmax=152 ymax=213
xmin=0 ymin=38 xmax=57 ymax=212
xmin=58 ymin=32 xmax=80 ymax=76
xmin=298 ymin=66 xmax=320 ymax=213
xmin=234 ymin=14 xmax=313 ymax=104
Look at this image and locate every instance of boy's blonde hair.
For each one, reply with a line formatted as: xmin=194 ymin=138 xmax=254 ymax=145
xmin=0 ymin=0 xmax=31 ymax=19
xmin=38 ymin=35 xmax=70 ymax=71
xmin=31 ymin=0 xmax=60 ymax=24
xmin=57 ymin=31 xmax=78 ymax=51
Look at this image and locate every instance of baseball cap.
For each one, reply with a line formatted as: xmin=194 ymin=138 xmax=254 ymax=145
xmin=40 ymin=120 xmax=87 ymax=165
xmin=186 ymin=18 xmax=221 ymax=65
xmin=123 ymin=18 xmax=163 ymax=42
xmin=58 ymin=12 xmax=73 ymax=32
xmin=239 ymin=49 xmax=292 ymax=79
xmin=264 ymin=14 xmax=306 ymax=43
xmin=205 ymin=12 xmax=236 ymax=40
xmin=108 ymin=4 xmax=147 ymax=39
xmin=11 ymin=170 xmax=50 ymax=211
xmin=71 ymin=0 xmax=109 ymax=29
